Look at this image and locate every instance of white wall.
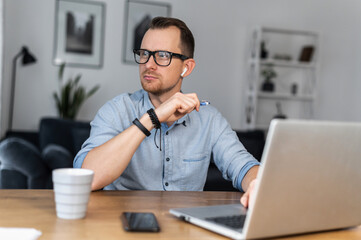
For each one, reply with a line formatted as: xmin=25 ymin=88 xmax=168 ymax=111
xmin=1 ymin=0 xmax=361 ymax=137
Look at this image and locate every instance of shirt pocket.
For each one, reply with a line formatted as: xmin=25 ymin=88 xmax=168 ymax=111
xmin=181 ymin=153 xmax=210 ymax=191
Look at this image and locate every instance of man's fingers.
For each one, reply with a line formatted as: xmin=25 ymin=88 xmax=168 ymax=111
xmin=176 ymin=96 xmax=198 ymax=114
xmin=184 ymin=93 xmax=200 ymax=111
xmin=240 ymin=196 xmax=248 ymax=207
xmin=240 ymin=191 xmax=249 ymax=208
xmin=240 ymin=178 xmax=258 ymax=208
xmin=155 ymin=92 xmax=200 ymax=122
xmin=248 ymin=179 xmax=257 ymax=209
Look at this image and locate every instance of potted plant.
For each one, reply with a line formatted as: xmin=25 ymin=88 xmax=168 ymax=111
xmin=261 ymin=64 xmax=277 ymax=92
xmin=53 ymin=63 xmax=100 ymax=120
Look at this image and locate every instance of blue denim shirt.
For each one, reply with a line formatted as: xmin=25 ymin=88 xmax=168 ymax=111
xmin=74 ymin=90 xmax=259 ymax=191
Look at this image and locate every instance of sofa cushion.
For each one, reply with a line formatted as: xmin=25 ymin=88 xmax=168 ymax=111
xmin=39 ymin=118 xmax=90 ymax=156
xmin=236 ymin=130 xmax=265 ymax=161
xmin=203 ymin=130 xmax=265 ymax=191
xmin=0 ymin=137 xmax=50 ymax=189
xmin=71 ymin=127 xmax=90 ymax=155
xmin=42 ymin=144 xmax=73 ymax=170
xmin=0 ymin=169 xmax=27 ymax=189
xmin=4 ymin=131 xmax=39 ymax=149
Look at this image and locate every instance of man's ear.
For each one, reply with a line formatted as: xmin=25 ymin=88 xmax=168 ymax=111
xmin=181 ymin=59 xmax=196 ymax=78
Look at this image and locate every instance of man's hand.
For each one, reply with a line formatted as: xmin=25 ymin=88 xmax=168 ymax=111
xmin=154 ymin=92 xmax=200 ymax=123
xmin=240 ymin=165 xmax=259 ymax=208
xmin=240 ymin=179 xmax=257 ymax=208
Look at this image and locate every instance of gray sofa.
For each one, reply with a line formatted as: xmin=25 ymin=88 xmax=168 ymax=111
xmin=0 ymin=117 xmax=264 ymax=190
xmin=0 ymin=118 xmax=90 ymax=189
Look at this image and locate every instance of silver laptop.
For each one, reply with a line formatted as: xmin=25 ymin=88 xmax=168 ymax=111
xmin=170 ymin=119 xmax=361 ymax=239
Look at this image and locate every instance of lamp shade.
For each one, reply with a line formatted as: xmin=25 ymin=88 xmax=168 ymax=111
xmin=21 ymin=46 xmax=37 ymax=65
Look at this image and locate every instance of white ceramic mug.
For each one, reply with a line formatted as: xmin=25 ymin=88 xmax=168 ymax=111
xmin=52 ymin=168 xmax=94 ymax=219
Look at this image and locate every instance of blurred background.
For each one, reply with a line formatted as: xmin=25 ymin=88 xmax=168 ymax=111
xmin=1 ymin=0 xmax=360 ymax=137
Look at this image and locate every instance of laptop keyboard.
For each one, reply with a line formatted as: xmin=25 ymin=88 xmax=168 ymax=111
xmin=205 ymin=214 xmax=246 ymax=229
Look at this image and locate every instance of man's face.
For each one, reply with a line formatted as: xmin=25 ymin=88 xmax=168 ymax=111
xmin=139 ymin=26 xmax=185 ymax=97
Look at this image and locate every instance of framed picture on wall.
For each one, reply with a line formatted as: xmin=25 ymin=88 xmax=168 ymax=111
xmin=53 ymin=0 xmax=105 ymax=68
xmin=123 ymin=0 xmax=171 ymax=64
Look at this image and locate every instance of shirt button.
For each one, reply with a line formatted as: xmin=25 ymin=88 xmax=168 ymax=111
xmin=165 ymin=182 xmax=169 ymax=186
xmin=166 ymin=157 xmax=170 ymax=162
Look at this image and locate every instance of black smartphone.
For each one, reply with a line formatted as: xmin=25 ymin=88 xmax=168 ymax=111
xmin=121 ymin=212 xmax=160 ymax=232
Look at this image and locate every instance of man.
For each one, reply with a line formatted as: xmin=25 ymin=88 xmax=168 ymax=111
xmin=74 ymin=17 xmax=258 ymax=208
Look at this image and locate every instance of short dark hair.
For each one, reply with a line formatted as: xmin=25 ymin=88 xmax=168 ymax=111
xmin=149 ymin=17 xmax=195 ymax=58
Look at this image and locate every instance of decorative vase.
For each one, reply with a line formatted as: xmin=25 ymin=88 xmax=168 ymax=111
xmin=261 ymin=79 xmax=274 ymax=92
xmin=260 ymin=41 xmax=268 ymax=59
xmin=291 ymin=83 xmax=298 ymax=95
xmin=273 ymin=102 xmax=287 ymax=119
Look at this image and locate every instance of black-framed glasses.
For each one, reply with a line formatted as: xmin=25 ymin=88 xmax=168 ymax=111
xmin=133 ymin=49 xmax=190 ymax=66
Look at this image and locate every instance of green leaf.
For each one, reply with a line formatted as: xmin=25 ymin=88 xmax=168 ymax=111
xmin=53 ymin=92 xmax=62 ymax=116
xmin=54 ymin=62 xmax=100 ymax=119
xmin=71 ymin=88 xmax=86 ymax=119
xmin=68 ymin=77 xmax=75 ymax=90
xmin=58 ymin=63 xmax=66 ymax=81
xmin=62 ymin=82 xmax=72 ymax=118
xmin=86 ymin=85 xmax=100 ymax=98
xmin=74 ymin=74 xmax=82 ymax=85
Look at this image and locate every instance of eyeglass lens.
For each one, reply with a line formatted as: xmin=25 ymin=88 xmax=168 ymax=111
xmin=134 ymin=50 xmax=172 ymax=66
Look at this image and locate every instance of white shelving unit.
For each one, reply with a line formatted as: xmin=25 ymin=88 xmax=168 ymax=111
xmin=244 ymin=26 xmax=319 ymax=130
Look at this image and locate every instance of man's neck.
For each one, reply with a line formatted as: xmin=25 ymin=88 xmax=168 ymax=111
xmin=148 ymin=90 xmax=180 ymax=108
xmin=148 ymin=93 xmax=165 ymax=108
xmin=148 ymin=90 xmax=181 ymax=127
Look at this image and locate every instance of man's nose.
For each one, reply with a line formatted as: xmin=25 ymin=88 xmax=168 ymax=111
xmin=145 ymin=55 xmax=157 ymax=70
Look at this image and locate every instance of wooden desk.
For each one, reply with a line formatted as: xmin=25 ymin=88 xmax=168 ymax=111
xmin=0 ymin=190 xmax=360 ymax=239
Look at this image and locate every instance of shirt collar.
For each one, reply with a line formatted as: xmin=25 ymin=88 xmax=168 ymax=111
xmin=175 ymin=114 xmax=189 ymax=127
xmin=142 ymin=90 xmax=154 ymax=110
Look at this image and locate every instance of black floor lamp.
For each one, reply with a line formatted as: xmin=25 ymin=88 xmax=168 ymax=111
xmin=8 ymin=46 xmax=37 ymax=131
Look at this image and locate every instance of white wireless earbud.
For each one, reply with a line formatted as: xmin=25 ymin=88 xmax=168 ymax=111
xmin=181 ymin=67 xmax=187 ymax=77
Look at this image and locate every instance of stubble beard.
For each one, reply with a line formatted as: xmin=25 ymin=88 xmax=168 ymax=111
xmin=141 ymin=75 xmax=182 ymax=97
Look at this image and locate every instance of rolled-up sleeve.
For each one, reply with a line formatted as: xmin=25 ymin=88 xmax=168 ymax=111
xmin=73 ymin=151 xmax=88 ymax=168
xmin=73 ymin=95 xmax=131 ymax=169
xmin=211 ymin=111 xmax=260 ymax=192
